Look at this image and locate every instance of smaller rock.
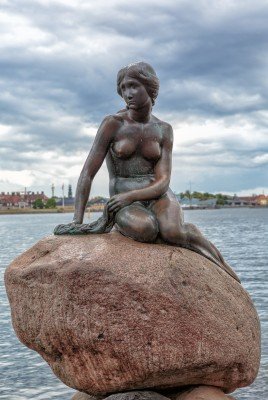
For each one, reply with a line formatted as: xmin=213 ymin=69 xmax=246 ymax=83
xmin=71 ymin=392 xmax=103 ymax=400
xmin=105 ymin=392 xmax=169 ymax=400
xmin=174 ymin=386 xmax=236 ymax=399
xmin=71 ymin=391 xmax=169 ymax=400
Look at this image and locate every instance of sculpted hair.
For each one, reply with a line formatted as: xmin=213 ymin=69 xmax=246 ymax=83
xmin=117 ymin=62 xmax=160 ymax=106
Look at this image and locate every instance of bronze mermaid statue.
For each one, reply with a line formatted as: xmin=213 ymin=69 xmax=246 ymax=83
xmin=54 ymin=62 xmax=240 ymax=283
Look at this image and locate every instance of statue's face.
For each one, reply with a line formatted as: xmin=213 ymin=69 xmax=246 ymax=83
xmin=120 ymin=75 xmax=151 ymax=110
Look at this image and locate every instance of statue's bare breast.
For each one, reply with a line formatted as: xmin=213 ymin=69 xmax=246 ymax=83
xmin=106 ymin=117 xmax=165 ymax=195
xmin=108 ymin=118 xmax=164 ymax=171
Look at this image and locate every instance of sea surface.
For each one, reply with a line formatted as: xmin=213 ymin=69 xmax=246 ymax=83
xmin=0 ymin=208 xmax=267 ymax=399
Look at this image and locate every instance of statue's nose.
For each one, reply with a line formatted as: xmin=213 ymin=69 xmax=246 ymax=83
xmin=126 ymin=89 xmax=133 ymax=99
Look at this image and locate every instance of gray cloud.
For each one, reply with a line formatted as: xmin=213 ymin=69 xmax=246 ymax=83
xmin=0 ymin=0 xmax=268 ymax=195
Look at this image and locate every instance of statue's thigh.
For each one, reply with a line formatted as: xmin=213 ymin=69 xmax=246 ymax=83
xmin=151 ymin=191 xmax=184 ymax=240
xmin=115 ymin=203 xmax=158 ymax=243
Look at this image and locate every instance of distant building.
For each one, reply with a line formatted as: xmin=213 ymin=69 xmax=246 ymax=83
xmin=176 ymin=196 xmax=217 ymax=209
xmin=87 ymin=196 xmax=108 ymax=212
xmin=226 ymin=197 xmax=254 ymax=207
xmin=87 ymin=196 xmax=108 ymax=206
xmin=226 ymin=195 xmax=268 ymax=207
xmin=55 ymin=184 xmax=76 ymax=206
xmin=56 ymin=197 xmax=75 ymax=206
xmin=0 ymin=191 xmax=48 ymax=208
xmin=255 ymin=194 xmax=268 ymax=206
xmin=68 ymin=184 xmax=73 ymax=199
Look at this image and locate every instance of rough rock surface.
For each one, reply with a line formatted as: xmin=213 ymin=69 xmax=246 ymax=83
xmin=72 ymin=391 xmax=170 ymax=400
xmin=105 ymin=392 xmax=170 ymax=400
xmin=72 ymin=393 xmax=102 ymax=400
xmin=71 ymin=387 xmax=236 ymax=400
xmin=5 ymin=232 xmax=260 ymax=395
xmin=173 ymin=386 xmax=236 ymax=399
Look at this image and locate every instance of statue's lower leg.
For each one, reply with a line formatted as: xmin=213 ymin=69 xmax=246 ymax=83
xmin=163 ymin=222 xmax=240 ymax=282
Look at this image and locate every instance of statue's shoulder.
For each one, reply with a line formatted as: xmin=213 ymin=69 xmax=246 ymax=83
xmin=100 ymin=113 xmax=125 ymax=128
xmin=151 ymin=115 xmax=173 ymax=136
xmin=115 ymin=109 xmax=128 ymax=121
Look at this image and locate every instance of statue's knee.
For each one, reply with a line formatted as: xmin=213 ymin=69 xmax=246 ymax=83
xmin=138 ymin=217 xmax=158 ymax=242
xmin=116 ymin=210 xmax=158 ymax=243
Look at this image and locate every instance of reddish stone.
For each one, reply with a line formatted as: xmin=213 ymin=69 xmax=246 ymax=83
xmin=175 ymin=386 xmax=236 ymax=399
xmin=5 ymin=233 xmax=260 ymax=396
xmin=105 ymin=392 xmax=169 ymax=400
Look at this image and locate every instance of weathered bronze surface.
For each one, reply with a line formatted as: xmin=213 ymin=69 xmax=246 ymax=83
xmin=54 ymin=62 xmax=239 ymax=282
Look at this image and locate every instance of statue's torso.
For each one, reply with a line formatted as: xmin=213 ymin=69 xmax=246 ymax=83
xmin=106 ymin=115 xmax=166 ymax=196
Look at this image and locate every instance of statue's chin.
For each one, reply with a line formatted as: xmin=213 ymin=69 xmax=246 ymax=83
xmin=128 ymin=104 xmax=137 ymax=109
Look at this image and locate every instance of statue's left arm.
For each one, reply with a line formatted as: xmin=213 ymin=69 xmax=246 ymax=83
xmin=107 ymin=124 xmax=173 ymax=213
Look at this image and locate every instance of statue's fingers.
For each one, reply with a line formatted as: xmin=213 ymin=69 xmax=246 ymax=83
xmin=108 ymin=204 xmax=118 ymax=212
xmin=109 ymin=202 xmax=122 ymax=212
xmin=107 ymin=200 xmax=118 ymax=210
xmin=54 ymin=224 xmax=71 ymax=235
xmin=107 ymin=197 xmax=116 ymax=205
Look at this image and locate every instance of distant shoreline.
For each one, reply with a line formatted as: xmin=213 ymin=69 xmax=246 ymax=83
xmin=0 ymin=208 xmax=72 ymax=215
xmin=0 ymin=205 xmax=267 ymax=216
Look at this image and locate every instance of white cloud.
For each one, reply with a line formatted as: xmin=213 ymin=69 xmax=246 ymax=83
xmin=170 ymin=115 xmax=267 ymax=157
xmin=223 ymin=187 xmax=268 ymax=196
xmin=0 ymin=11 xmax=52 ymax=49
xmin=0 ymin=0 xmax=268 ymax=197
xmin=252 ymin=154 xmax=268 ymax=165
xmin=0 ymin=170 xmax=36 ymax=187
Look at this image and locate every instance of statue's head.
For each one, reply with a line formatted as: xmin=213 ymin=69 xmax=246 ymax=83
xmin=117 ymin=62 xmax=159 ymax=106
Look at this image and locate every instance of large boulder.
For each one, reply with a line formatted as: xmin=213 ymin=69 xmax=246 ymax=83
xmin=5 ymin=232 xmax=260 ymax=396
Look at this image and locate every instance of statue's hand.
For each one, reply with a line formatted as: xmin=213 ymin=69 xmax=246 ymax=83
xmin=54 ymin=222 xmax=80 ymax=235
xmin=107 ymin=193 xmax=134 ymax=213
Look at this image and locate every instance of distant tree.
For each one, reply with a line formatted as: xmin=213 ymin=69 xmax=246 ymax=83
xmin=179 ymin=190 xmax=227 ymax=201
xmin=184 ymin=190 xmax=191 ymax=199
xmin=192 ymin=191 xmax=203 ymax=199
xmin=33 ymin=198 xmax=44 ymax=209
xmin=215 ymin=193 xmax=228 ymax=206
xmin=216 ymin=197 xmax=226 ymax=206
xmin=45 ymin=198 xmax=56 ymax=209
xmin=202 ymin=192 xmax=213 ymax=200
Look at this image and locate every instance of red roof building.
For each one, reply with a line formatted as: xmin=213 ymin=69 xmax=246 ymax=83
xmin=0 ymin=191 xmax=48 ymax=208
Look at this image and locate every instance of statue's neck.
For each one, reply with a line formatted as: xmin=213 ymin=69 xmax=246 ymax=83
xmin=128 ymin=100 xmax=152 ymax=123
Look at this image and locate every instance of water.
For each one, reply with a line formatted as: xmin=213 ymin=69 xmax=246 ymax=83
xmin=0 ymin=209 xmax=267 ymax=399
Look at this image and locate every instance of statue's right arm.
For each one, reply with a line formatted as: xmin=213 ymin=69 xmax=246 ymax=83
xmin=72 ymin=116 xmax=119 ymax=224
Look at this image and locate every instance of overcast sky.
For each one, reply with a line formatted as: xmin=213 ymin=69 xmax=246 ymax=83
xmin=1 ymin=0 xmax=268 ymax=198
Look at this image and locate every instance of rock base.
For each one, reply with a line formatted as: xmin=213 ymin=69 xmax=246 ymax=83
xmin=71 ymin=386 xmax=236 ymax=400
xmin=5 ymin=232 xmax=260 ymax=395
